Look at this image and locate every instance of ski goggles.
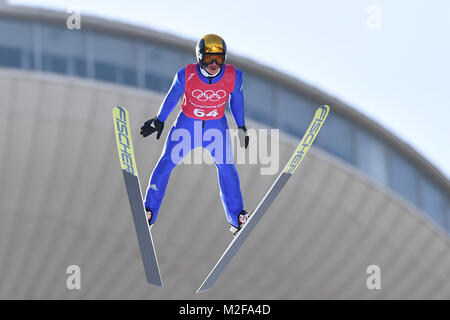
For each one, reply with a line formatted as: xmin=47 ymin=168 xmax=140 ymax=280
xmin=202 ymin=53 xmax=225 ymax=65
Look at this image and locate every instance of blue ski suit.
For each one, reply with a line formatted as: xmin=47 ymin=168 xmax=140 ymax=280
xmin=144 ymin=63 xmax=246 ymax=228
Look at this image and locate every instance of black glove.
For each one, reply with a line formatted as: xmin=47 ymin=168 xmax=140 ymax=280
xmin=238 ymin=125 xmax=249 ymax=149
xmin=140 ymin=117 xmax=164 ymax=139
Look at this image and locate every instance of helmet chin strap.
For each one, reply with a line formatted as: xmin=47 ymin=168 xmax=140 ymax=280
xmin=200 ymin=65 xmax=221 ymax=78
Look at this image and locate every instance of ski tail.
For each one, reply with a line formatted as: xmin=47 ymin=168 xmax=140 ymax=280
xmin=196 ymin=104 xmax=330 ymax=293
xmin=113 ymin=106 xmax=163 ymax=287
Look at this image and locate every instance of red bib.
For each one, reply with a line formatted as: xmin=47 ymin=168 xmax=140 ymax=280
xmin=181 ymin=63 xmax=235 ymax=120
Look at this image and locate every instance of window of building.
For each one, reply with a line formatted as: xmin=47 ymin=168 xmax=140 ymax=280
xmin=91 ymin=32 xmax=137 ymax=85
xmin=181 ymin=52 xmax=196 ymax=66
xmin=0 ymin=18 xmax=33 ymax=69
xmin=120 ymin=67 xmax=138 ymax=86
xmin=244 ymin=73 xmax=275 ymax=126
xmin=0 ymin=18 xmax=33 ymax=48
xmin=41 ymin=24 xmax=85 ymax=54
xmin=144 ymin=43 xmax=183 ymax=73
xmin=73 ymin=57 xmax=87 ymax=77
xmin=94 ymin=61 xmax=117 ymax=83
xmin=316 ymin=111 xmax=354 ymax=164
xmin=419 ymin=176 xmax=446 ymax=227
xmin=447 ymin=200 xmax=450 ymax=232
xmin=143 ymin=43 xmax=185 ymax=92
xmin=145 ymin=72 xmax=172 ymax=92
xmin=388 ymin=150 xmax=420 ymax=206
xmin=42 ymin=54 xmax=67 ymax=74
xmin=277 ymin=87 xmax=315 ymax=136
xmin=41 ymin=24 xmax=85 ymax=76
xmin=355 ymin=126 xmax=388 ymax=184
xmin=0 ymin=46 xmax=22 ymax=68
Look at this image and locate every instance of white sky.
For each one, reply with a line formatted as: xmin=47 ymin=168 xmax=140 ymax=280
xmin=9 ymin=0 xmax=450 ymax=178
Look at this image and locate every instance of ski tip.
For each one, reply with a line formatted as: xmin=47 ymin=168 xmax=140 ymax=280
xmin=318 ymin=104 xmax=330 ymax=117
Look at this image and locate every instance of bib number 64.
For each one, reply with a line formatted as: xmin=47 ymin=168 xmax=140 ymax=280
xmin=194 ymin=109 xmax=219 ymax=118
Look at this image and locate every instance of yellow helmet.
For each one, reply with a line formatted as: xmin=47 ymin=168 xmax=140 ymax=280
xmin=195 ymin=34 xmax=227 ymax=68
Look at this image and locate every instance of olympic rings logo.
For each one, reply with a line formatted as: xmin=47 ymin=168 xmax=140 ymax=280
xmin=192 ymin=89 xmax=227 ymax=102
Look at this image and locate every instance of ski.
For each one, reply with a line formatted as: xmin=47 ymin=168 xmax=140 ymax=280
xmin=112 ymin=106 xmax=163 ymax=287
xmin=197 ymin=104 xmax=330 ymax=293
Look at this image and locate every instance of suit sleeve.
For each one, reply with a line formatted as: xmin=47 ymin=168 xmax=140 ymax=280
xmin=229 ymin=68 xmax=245 ymax=127
xmin=156 ymin=67 xmax=185 ymax=122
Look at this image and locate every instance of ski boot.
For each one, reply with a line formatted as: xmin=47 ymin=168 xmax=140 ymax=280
xmin=229 ymin=209 xmax=254 ymax=236
xmin=145 ymin=208 xmax=154 ymax=230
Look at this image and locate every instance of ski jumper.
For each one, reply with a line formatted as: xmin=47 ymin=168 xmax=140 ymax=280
xmin=144 ymin=63 xmax=245 ymax=228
